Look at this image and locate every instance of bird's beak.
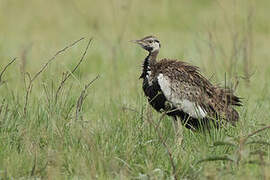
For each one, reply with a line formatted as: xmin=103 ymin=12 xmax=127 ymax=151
xmin=130 ymin=39 xmax=145 ymax=47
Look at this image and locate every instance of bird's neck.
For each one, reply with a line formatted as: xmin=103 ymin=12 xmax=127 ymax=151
xmin=140 ymin=50 xmax=159 ymax=79
xmin=148 ymin=50 xmax=158 ymax=67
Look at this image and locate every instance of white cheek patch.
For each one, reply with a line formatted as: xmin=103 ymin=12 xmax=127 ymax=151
xmin=157 ymin=74 xmax=207 ymax=119
xmin=151 ymin=42 xmax=160 ymax=52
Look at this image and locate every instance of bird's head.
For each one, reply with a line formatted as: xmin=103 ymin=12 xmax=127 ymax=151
xmin=132 ymin=35 xmax=161 ymax=53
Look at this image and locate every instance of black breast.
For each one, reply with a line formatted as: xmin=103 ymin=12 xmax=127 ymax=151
xmin=142 ymin=77 xmax=184 ymax=116
xmin=142 ymin=78 xmax=167 ymax=112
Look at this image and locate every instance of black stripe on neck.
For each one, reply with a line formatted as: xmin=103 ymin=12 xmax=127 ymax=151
xmin=139 ymin=54 xmax=150 ymax=79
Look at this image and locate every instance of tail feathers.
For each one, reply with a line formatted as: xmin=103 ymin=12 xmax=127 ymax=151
xmin=212 ymin=87 xmax=241 ymax=124
xmin=216 ymin=87 xmax=242 ymax=106
xmin=226 ymin=93 xmax=242 ymax=106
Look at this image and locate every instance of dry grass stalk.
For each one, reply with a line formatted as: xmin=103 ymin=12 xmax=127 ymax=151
xmin=121 ymin=106 xmax=139 ymax=114
xmin=75 ymin=75 xmax=100 ymax=121
xmin=241 ymin=125 xmax=270 ymax=145
xmin=203 ymin=4 xmax=255 ymax=91
xmin=242 ymin=9 xmax=254 ymax=87
xmin=55 ymin=38 xmax=93 ymax=104
xmin=23 ymin=37 xmax=85 ymax=116
xmin=145 ymin=111 xmax=178 ymax=180
xmin=237 ymin=125 xmax=270 ymax=164
xmin=0 ymin=99 xmax=5 ymax=117
xmin=0 ymin=58 xmax=17 ymax=86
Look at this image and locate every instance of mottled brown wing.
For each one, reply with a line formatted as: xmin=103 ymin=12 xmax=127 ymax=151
xmin=154 ymin=59 xmax=213 ymax=118
xmin=154 ymin=59 xmax=241 ymax=122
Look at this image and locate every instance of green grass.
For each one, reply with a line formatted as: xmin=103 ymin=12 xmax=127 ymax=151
xmin=0 ymin=0 xmax=270 ymax=179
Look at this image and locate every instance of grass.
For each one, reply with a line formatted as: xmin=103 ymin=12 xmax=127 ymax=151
xmin=0 ymin=0 xmax=270 ymax=179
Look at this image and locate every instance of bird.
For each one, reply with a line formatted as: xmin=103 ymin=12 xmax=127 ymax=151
xmin=132 ymin=35 xmax=242 ymax=136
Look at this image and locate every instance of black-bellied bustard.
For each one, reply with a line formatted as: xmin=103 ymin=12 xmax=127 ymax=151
xmin=132 ymin=35 xmax=241 ymax=142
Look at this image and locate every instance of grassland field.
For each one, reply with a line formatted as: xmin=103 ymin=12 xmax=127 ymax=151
xmin=0 ymin=0 xmax=270 ymax=179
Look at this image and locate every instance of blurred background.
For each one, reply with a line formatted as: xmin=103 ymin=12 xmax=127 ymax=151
xmin=0 ymin=0 xmax=269 ymax=94
xmin=1 ymin=0 xmax=269 ymax=109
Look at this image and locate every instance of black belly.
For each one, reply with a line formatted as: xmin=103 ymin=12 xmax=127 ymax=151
xmin=142 ymin=78 xmax=167 ymax=112
xmin=142 ymin=78 xmax=212 ymax=130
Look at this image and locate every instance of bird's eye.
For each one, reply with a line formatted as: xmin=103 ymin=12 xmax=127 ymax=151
xmin=149 ymin=40 xmax=153 ymax=43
